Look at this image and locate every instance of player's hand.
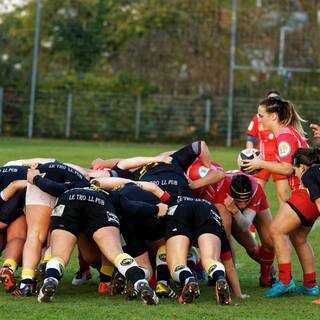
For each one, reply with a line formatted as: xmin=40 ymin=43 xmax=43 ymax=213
xmin=155 ymin=154 xmax=173 ymax=164
xmin=310 ymin=124 xmax=320 ymax=138
xmin=224 ymin=194 xmax=238 ymax=216
xmin=241 ymin=156 xmax=263 ymax=174
xmin=27 ymin=169 xmax=41 ymax=183
xmin=92 ymin=158 xmax=107 ymax=170
xmin=156 ymin=203 xmax=168 ymax=217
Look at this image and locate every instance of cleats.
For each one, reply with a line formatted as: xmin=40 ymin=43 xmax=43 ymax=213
xmin=137 ymin=281 xmax=159 ymax=305
xmin=295 ymin=285 xmax=319 ymax=296
xmin=111 ymin=270 xmax=126 ymax=296
xmin=155 ymin=282 xmax=177 ymax=299
xmin=262 ymin=280 xmax=296 ymax=298
xmin=35 ymin=262 xmax=47 ymax=293
xmin=215 ymin=279 xmax=232 ymax=305
xmin=98 ymin=281 xmax=113 ymax=294
xmin=71 ymin=268 xmax=92 ymax=285
xmin=37 ymin=278 xmax=58 ymax=303
xmin=11 ymin=282 xmax=36 ymax=297
xmin=178 ymin=279 xmax=200 ymax=304
xmin=0 ymin=268 xmax=16 ymax=292
xmin=123 ymin=280 xmax=138 ymax=300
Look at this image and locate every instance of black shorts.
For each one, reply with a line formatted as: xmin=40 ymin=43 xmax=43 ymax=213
xmin=120 ymin=216 xmax=167 ymax=257
xmin=165 ymin=199 xmax=224 ymax=241
xmin=50 ymin=189 xmax=120 ymax=238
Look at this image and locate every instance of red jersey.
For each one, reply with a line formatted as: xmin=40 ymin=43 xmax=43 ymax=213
xmin=208 ymin=171 xmax=269 ymax=213
xmin=275 ymin=126 xmax=308 ymax=191
xmin=188 ymin=159 xmax=225 ymax=202
xmin=247 ymin=115 xmax=277 ymax=161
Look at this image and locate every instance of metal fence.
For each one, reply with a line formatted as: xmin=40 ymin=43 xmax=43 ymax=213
xmin=0 ymin=87 xmax=319 ymax=145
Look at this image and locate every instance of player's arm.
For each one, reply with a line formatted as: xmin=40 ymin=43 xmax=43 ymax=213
xmin=91 ymin=158 xmax=122 ymax=170
xmin=223 ymin=195 xmax=256 ymax=231
xmin=3 ymin=158 xmax=56 ymax=167
xmin=116 ymin=155 xmax=172 ymax=170
xmin=0 ymin=180 xmax=28 ymax=202
xmin=222 ymin=257 xmax=249 ymax=299
xmin=28 ymin=169 xmax=89 ymax=196
xmin=188 ymin=169 xmax=225 ymax=190
xmin=91 ymin=177 xmax=134 ymax=189
xmin=241 ymin=158 xmax=292 ymax=176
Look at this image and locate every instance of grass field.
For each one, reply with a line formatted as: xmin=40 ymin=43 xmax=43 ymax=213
xmin=0 ymin=137 xmax=319 ymax=320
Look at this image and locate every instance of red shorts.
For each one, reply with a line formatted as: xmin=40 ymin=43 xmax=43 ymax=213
xmin=254 ymin=169 xmax=287 ymax=182
xmin=287 ymin=189 xmax=320 ymax=226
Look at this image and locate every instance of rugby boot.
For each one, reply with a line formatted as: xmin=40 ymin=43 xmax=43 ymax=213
xmin=260 ymin=265 xmax=277 ymax=287
xmin=123 ymin=280 xmax=138 ymax=300
xmin=98 ymin=281 xmax=113 ymax=294
xmin=111 ymin=269 xmax=125 ymax=296
xmin=215 ymin=279 xmax=232 ymax=305
xmin=37 ymin=278 xmax=58 ymax=303
xmin=35 ymin=262 xmax=46 ymax=293
xmin=155 ymin=282 xmax=177 ymax=299
xmin=178 ymin=278 xmax=200 ymax=304
xmin=262 ymin=279 xmax=296 ymax=298
xmin=71 ymin=268 xmax=92 ymax=285
xmin=137 ymin=281 xmax=159 ymax=305
xmin=0 ymin=267 xmax=16 ymax=292
xmin=295 ymin=284 xmax=319 ymax=296
xmin=11 ymin=281 xmax=36 ymax=297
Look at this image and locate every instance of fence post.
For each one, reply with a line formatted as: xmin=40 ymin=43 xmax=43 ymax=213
xmin=204 ymin=97 xmax=211 ymax=133
xmin=28 ymin=0 xmax=41 ymax=138
xmin=0 ymin=87 xmax=3 ymax=135
xmin=65 ymin=92 xmax=73 ymax=138
xmin=227 ymin=0 xmax=237 ymax=146
xmin=135 ymin=94 xmax=142 ymax=139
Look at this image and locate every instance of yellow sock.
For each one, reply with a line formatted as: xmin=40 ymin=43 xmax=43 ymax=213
xmin=21 ymin=268 xmax=35 ymax=280
xmin=100 ymin=265 xmax=114 ymax=277
xmin=2 ymin=259 xmax=17 ymax=272
xmin=43 ymin=255 xmax=52 ymax=263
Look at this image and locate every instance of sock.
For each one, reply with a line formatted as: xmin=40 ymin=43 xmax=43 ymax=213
xmin=99 ymin=265 xmax=114 ymax=283
xmin=204 ymin=259 xmax=225 ymax=282
xmin=114 ymin=253 xmax=144 ymax=285
xmin=42 ymin=255 xmax=52 ymax=264
xmin=171 ymin=265 xmax=194 ymax=285
xmin=45 ymin=257 xmax=65 ymax=282
xmin=278 ymin=263 xmax=291 ymax=285
xmin=21 ymin=268 xmax=35 ymax=287
xmin=258 ymin=246 xmax=275 ymax=284
xmin=139 ymin=266 xmax=151 ymax=281
xmin=2 ymin=259 xmax=17 ymax=272
xmin=304 ymin=272 xmax=317 ymax=289
xmin=156 ymin=245 xmax=170 ymax=284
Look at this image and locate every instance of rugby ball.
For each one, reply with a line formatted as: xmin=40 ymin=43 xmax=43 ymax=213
xmin=237 ymin=148 xmax=263 ymax=175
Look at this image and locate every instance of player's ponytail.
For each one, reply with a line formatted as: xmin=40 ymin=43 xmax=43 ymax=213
xmin=259 ymin=97 xmax=307 ymax=139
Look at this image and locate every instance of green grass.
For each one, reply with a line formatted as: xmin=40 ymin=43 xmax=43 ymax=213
xmin=0 ymin=137 xmax=319 ymax=319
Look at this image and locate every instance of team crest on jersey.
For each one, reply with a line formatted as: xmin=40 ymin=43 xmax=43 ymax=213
xmin=198 ymin=166 xmax=210 ymax=178
xmin=278 ymin=141 xmax=291 ymax=157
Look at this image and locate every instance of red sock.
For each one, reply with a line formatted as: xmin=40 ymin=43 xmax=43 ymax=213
xmin=258 ymin=247 xmax=275 ymax=284
xmin=250 ymin=224 xmax=256 ymax=233
xmin=78 ymin=252 xmax=90 ymax=271
xmin=278 ymin=263 xmax=291 ymax=285
xmin=304 ymin=272 xmax=317 ymax=288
